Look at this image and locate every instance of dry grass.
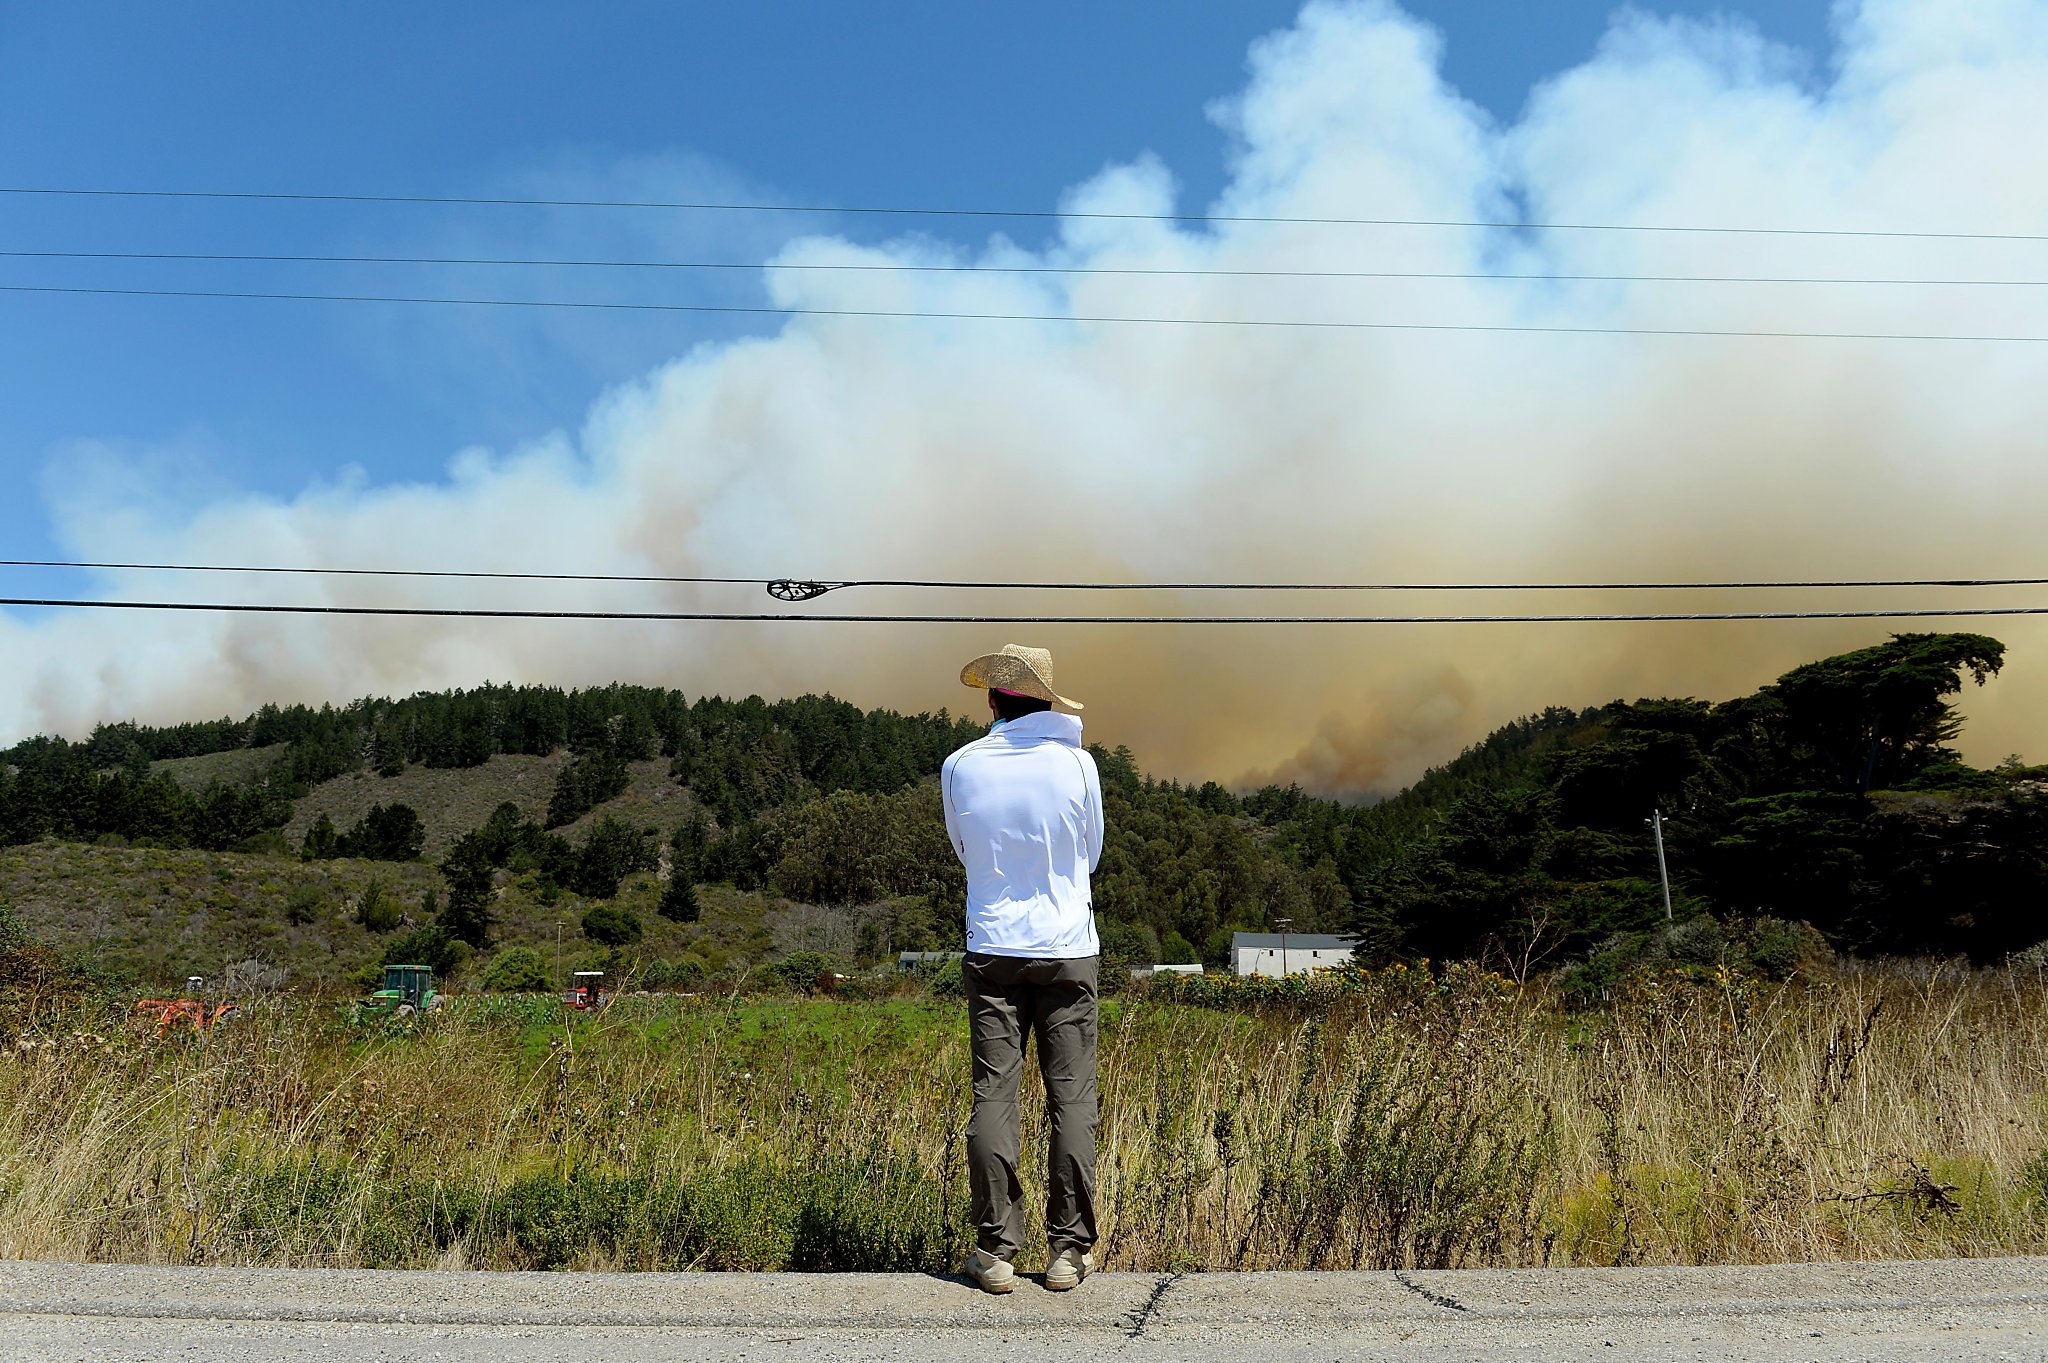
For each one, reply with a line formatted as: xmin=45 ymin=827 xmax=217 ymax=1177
xmin=150 ymin=749 xmax=280 ymax=791
xmin=283 ymin=754 xmax=571 ymax=857
xmin=2 ymin=963 xmax=2044 ymax=1273
xmin=281 ymin=756 xmax=697 ymax=858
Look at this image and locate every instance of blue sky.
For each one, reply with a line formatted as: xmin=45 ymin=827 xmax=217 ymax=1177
xmin=0 ymin=0 xmax=1832 ymax=566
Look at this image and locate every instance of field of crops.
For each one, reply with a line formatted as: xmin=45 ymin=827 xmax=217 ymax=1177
xmin=3 ymin=962 xmax=2046 ymax=1274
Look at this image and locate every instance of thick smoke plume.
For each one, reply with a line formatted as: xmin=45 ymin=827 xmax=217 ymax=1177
xmin=8 ymin=0 xmax=2048 ymax=796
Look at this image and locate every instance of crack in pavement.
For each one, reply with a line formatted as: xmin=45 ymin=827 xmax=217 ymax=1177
xmin=1120 ymin=1273 xmax=1185 ymax=1339
xmin=1394 ymin=1272 xmax=1468 ymax=1312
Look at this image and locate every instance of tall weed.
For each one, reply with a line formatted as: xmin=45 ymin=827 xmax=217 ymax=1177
xmin=2 ymin=963 xmax=2045 ymax=1270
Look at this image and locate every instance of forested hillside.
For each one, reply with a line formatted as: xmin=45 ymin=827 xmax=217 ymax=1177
xmin=1357 ymin=633 xmax=2047 ymax=970
xmin=1 ymin=632 xmax=2042 ymax=987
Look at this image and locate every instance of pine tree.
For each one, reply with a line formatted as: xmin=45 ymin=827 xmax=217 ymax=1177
xmin=658 ymin=870 xmax=700 ymax=923
xmin=658 ymin=811 xmax=707 ymax=922
xmin=301 ymin=812 xmax=338 ymax=860
xmin=438 ymin=832 xmax=496 ymax=946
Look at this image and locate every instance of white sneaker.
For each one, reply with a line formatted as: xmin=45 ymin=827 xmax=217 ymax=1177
xmin=964 ymin=1246 xmax=1015 ymax=1294
xmin=1043 ymin=1246 xmax=1094 ymax=1291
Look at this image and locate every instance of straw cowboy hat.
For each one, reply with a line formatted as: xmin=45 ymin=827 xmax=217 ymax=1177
xmin=960 ymin=643 xmax=1084 ymax=713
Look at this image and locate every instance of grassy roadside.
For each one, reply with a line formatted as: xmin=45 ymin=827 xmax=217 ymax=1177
xmin=3 ymin=963 xmax=2045 ymax=1274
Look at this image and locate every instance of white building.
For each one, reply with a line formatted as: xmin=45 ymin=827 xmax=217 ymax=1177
xmin=1231 ymin=932 xmax=1361 ymax=978
xmin=1129 ymin=963 xmax=1204 ymax=981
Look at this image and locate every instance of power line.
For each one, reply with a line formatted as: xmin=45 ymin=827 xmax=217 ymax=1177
xmin=7 ymin=248 xmax=2047 ymax=289
xmin=7 ymin=558 xmax=2048 ymax=595
xmin=7 ymin=596 xmax=2048 ymax=624
xmin=0 ymin=559 xmax=760 ymax=587
xmin=5 ymin=184 xmax=2046 ymax=243
xmin=777 ymin=575 xmax=2048 ymax=595
xmin=6 ymin=283 xmax=2046 ymax=343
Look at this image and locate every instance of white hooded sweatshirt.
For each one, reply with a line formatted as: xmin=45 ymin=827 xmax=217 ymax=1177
xmin=940 ymin=711 xmax=1104 ymax=959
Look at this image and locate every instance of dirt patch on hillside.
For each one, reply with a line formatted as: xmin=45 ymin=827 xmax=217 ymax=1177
xmin=280 ymin=756 xmax=698 ymax=856
xmin=557 ymin=760 xmax=700 ymax=840
xmin=284 ymin=754 xmax=571 ymax=857
xmin=151 ymin=748 xmax=281 ymax=790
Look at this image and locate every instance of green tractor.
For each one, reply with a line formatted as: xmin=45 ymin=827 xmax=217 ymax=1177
xmin=362 ymin=964 xmax=442 ymax=1019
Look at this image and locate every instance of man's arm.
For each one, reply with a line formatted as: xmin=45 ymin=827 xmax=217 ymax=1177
xmin=940 ymin=752 xmax=968 ymax=864
xmin=1082 ymin=751 xmax=1105 ymax=872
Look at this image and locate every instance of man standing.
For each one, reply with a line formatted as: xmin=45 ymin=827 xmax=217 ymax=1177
xmin=941 ymin=643 xmax=1104 ymax=1294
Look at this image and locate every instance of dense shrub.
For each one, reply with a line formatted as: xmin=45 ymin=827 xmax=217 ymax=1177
xmin=479 ymin=946 xmax=552 ymax=993
xmin=380 ymin=923 xmax=461 ymax=976
xmin=1556 ymin=916 xmax=1833 ymax=1001
xmin=354 ymin=878 xmax=399 ymax=933
xmin=1099 ymin=919 xmax=1159 ymax=967
xmin=581 ymin=905 xmax=642 ymax=947
xmin=1744 ymin=917 xmax=1833 ymax=980
xmin=769 ymin=950 xmax=841 ymax=994
xmin=283 ymin=881 xmax=324 ymax=926
xmin=643 ymin=957 xmax=707 ymax=991
xmin=927 ymin=958 xmax=965 ymax=999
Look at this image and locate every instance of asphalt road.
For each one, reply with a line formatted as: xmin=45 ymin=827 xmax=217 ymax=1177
xmin=4 ymin=1257 xmax=2046 ymax=1362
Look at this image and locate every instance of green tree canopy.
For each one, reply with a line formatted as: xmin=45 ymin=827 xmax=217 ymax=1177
xmin=1767 ymin=632 xmax=2004 ymax=793
xmin=581 ymin=905 xmax=643 ymax=946
xmin=335 ymin=803 xmax=425 ymax=862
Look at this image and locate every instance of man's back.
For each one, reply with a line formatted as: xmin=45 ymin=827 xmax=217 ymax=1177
xmin=941 ymin=710 xmax=1103 ymax=959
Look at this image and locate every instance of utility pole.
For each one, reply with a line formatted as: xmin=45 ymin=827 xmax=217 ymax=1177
xmin=555 ymin=921 xmax=564 ymax=994
xmin=1274 ymin=916 xmax=1294 ymax=979
xmin=1649 ymin=809 xmax=1674 ymax=922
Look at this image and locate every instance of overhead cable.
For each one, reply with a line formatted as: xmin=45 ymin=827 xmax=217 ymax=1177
xmin=5 ymin=284 xmax=2046 ymax=343
xmin=0 ymin=559 xmax=760 ymax=586
xmin=6 ymin=558 xmax=2048 ymax=595
xmin=7 ymin=597 xmax=2048 ymax=625
xmin=4 ymin=184 xmax=2045 ymax=243
xmin=6 ymin=249 xmax=2046 ymax=289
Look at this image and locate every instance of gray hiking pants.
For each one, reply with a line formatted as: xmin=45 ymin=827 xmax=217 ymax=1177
xmin=963 ymin=951 xmax=1100 ymax=1260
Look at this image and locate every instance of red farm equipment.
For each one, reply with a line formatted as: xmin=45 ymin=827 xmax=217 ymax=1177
xmin=562 ymin=970 xmax=606 ymax=1010
xmin=134 ymin=977 xmax=239 ymax=1036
